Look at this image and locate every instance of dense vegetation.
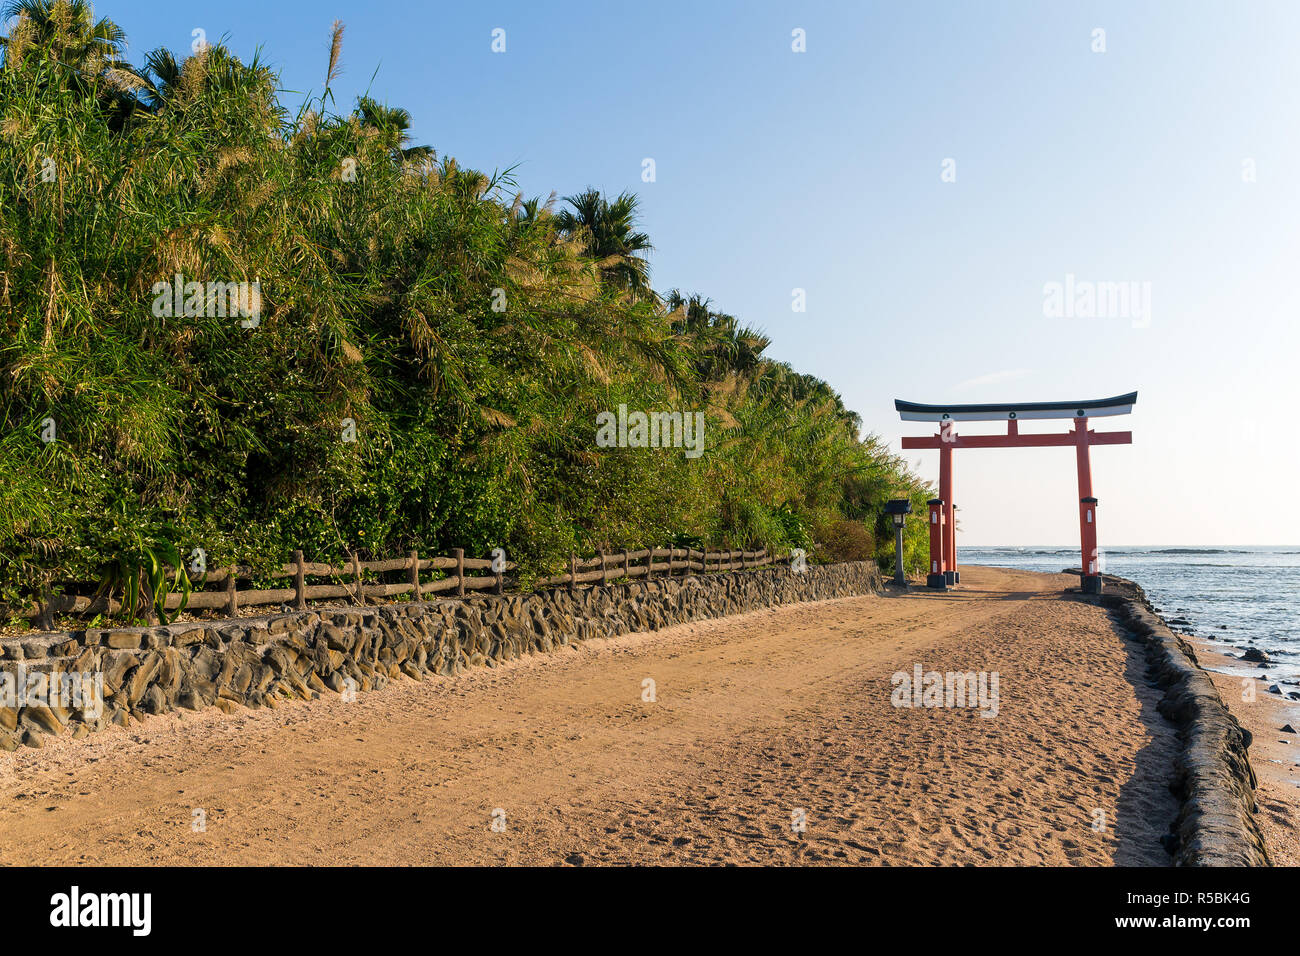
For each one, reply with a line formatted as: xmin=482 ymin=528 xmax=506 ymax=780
xmin=0 ymin=1 xmax=931 ymax=618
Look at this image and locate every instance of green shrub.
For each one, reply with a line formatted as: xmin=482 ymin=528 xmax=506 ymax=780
xmin=0 ymin=2 xmax=933 ymax=617
xmin=817 ymin=519 xmax=876 ymax=563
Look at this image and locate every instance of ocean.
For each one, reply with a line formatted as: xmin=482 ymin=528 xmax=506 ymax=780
xmin=958 ymin=546 xmax=1300 ymax=689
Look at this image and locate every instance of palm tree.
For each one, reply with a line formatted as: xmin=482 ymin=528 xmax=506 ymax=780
xmin=354 ymin=95 xmax=434 ymax=164
xmin=134 ymin=46 xmax=179 ymax=110
xmin=0 ymin=0 xmax=127 ymax=75
xmin=665 ymin=289 xmax=769 ymax=381
xmin=134 ymin=44 xmax=278 ymax=116
xmin=554 ymin=188 xmax=654 ymax=299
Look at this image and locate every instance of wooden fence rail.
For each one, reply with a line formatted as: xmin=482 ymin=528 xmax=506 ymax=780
xmin=20 ymin=545 xmax=787 ymax=623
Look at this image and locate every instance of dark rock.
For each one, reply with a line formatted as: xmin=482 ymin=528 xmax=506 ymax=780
xmin=321 ymin=624 xmax=350 ymax=651
xmin=142 ymin=628 xmax=172 ymax=649
xmin=229 ymin=664 xmax=254 ymax=694
xmin=157 ymin=648 xmax=183 ymax=694
xmin=125 ymin=652 xmax=163 ymax=705
xmin=140 ymin=684 xmax=167 ymax=714
xmin=172 ymin=626 xmax=208 ymax=647
xmin=72 ymin=645 xmax=99 ymax=673
xmin=189 ymin=645 xmax=221 ymax=682
xmin=252 ymin=665 xmax=276 ymax=694
xmin=176 ymin=689 xmax=203 ymax=710
xmin=101 ymin=650 xmax=138 ymax=693
xmin=21 ymin=704 xmax=67 ymax=735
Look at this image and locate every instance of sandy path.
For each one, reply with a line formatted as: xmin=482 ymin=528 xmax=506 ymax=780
xmin=0 ymin=567 xmax=1180 ymax=866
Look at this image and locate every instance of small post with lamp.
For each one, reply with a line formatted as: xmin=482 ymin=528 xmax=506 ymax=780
xmin=1079 ymin=496 xmax=1101 ymax=594
xmin=884 ymin=499 xmax=912 ymax=587
xmin=926 ymin=498 xmax=947 ymax=590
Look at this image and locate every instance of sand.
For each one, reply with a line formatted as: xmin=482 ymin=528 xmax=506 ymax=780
xmin=0 ymin=566 xmax=1187 ymax=866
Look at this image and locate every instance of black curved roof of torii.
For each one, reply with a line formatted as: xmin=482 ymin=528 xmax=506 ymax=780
xmin=895 ymin=391 xmax=1137 ymax=422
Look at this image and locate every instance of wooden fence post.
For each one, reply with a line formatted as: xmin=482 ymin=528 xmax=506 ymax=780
xmin=225 ymin=566 xmax=238 ymax=617
xmin=294 ymin=549 xmax=306 ymax=610
xmin=26 ymin=539 xmax=798 ymax=625
xmin=351 ymin=551 xmax=365 ymax=605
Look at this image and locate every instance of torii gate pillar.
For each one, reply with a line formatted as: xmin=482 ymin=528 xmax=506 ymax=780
xmin=1074 ymin=416 xmax=1103 ymax=594
xmin=938 ymin=440 xmax=957 ymax=585
xmin=925 ymin=498 xmax=947 ymax=589
xmin=897 ymin=393 xmax=1136 ymax=595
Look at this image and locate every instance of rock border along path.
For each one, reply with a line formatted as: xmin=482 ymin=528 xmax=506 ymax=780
xmin=0 ymin=562 xmax=881 ymax=750
xmin=1095 ymin=575 xmax=1271 ymax=866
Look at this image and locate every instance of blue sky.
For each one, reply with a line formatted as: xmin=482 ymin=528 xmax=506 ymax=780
xmin=98 ymin=0 xmax=1299 ymax=545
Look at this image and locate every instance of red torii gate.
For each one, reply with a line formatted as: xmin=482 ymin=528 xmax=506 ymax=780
xmin=896 ymin=392 xmax=1136 ymax=594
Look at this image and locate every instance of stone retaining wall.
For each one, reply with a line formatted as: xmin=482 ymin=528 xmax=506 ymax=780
xmin=0 ymin=561 xmax=881 ymax=750
xmin=1099 ymin=576 xmax=1271 ymax=867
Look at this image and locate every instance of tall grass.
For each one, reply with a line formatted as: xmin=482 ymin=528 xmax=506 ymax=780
xmin=0 ymin=2 xmax=931 ymax=617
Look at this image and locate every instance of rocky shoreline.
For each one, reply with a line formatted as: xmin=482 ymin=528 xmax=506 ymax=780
xmin=1091 ymin=574 xmax=1271 ymax=866
xmin=0 ymin=561 xmax=881 ymax=751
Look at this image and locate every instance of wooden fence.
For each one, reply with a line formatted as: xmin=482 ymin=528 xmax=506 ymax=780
xmin=24 ymin=546 xmax=783 ymax=622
